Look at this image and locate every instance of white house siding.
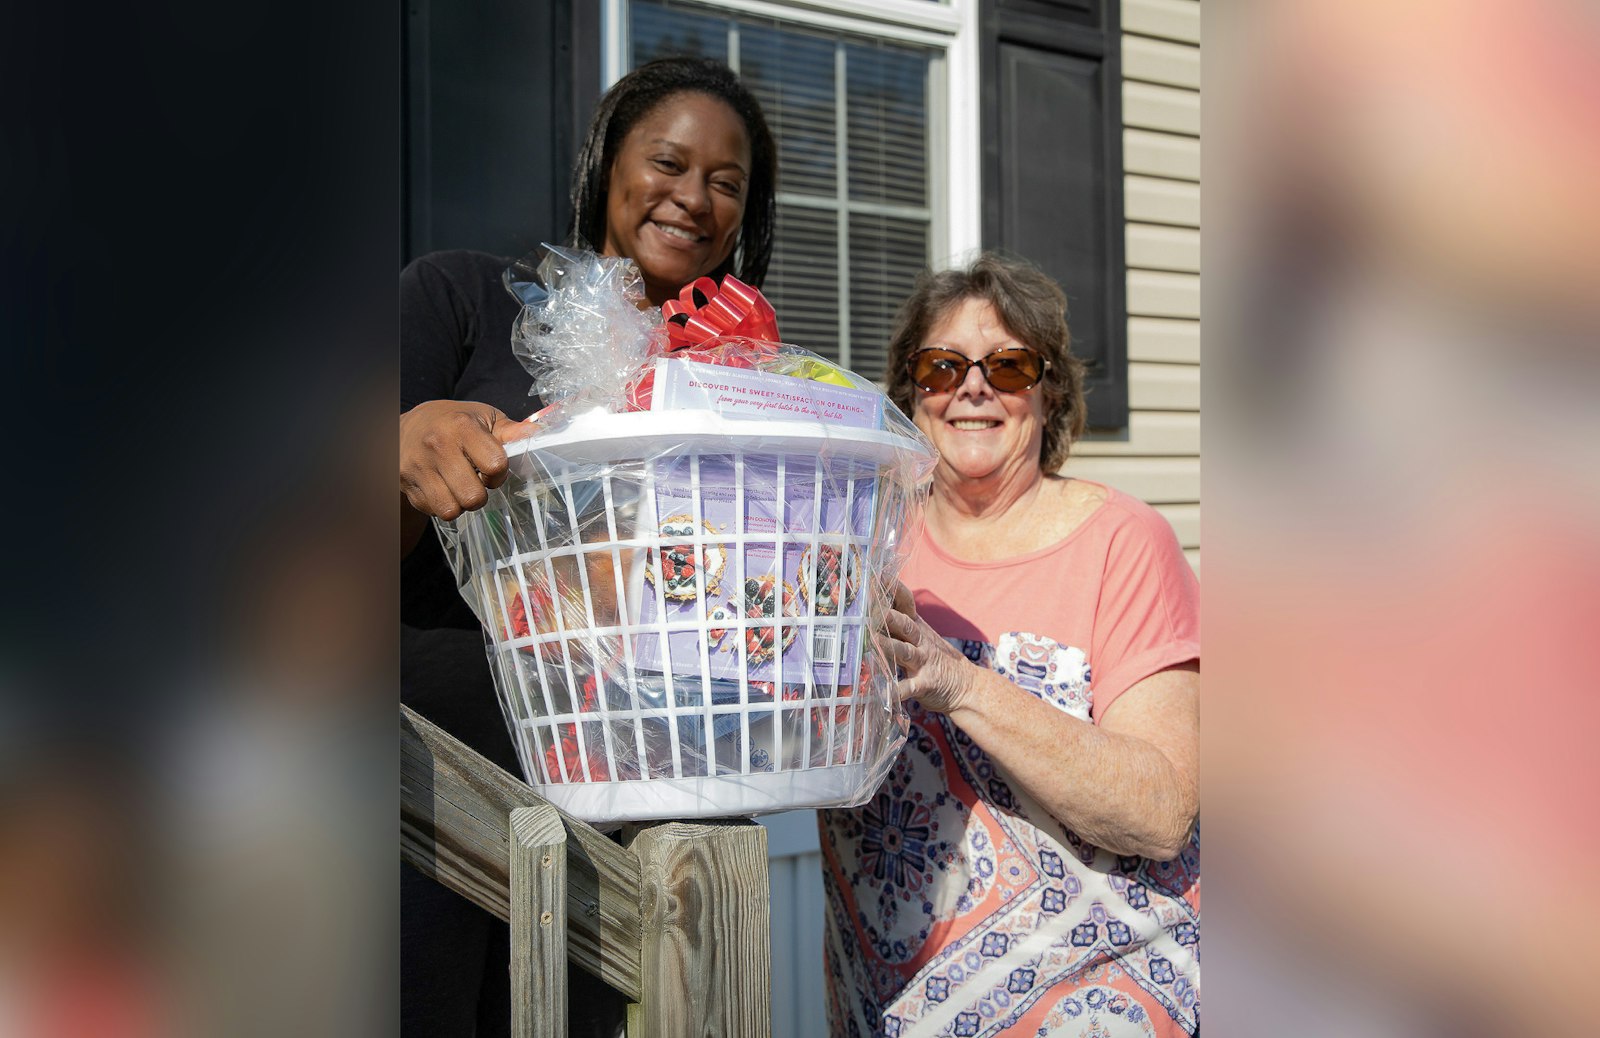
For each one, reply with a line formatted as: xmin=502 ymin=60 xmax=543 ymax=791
xmin=762 ymin=813 xmax=828 ymax=1038
xmin=1067 ymin=0 xmax=1202 ymax=575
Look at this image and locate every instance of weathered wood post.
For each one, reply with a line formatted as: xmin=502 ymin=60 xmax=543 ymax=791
xmin=627 ymin=821 xmax=771 ymax=1038
xmin=403 ymin=707 xmax=780 ymax=1034
xmin=510 ymin=805 xmax=568 ymax=1038
xmin=401 ymin=705 xmax=646 ymax=1010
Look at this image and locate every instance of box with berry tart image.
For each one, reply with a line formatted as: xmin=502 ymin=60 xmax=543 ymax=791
xmin=630 ymin=450 xmax=877 ymax=699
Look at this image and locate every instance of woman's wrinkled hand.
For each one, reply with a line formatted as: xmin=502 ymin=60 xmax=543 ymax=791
xmin=880 ymin=580 xmax=973 ymax=715
xmin=399 ymin=399 xmax=534 ymax=520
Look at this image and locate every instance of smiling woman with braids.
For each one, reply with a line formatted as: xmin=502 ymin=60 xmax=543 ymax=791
xmin=821 ymin=253 xmax=1201 ymax=1037
xmin=397 ymin=57 xmax=776 ymax=1038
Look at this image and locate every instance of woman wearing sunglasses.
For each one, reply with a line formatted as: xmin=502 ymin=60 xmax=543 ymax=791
xmin=821 ymin=253 xmax=1201 ymax=1037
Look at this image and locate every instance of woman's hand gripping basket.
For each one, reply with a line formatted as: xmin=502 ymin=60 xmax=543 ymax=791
xmin=441 ymin=246 xmax=937 ymax=823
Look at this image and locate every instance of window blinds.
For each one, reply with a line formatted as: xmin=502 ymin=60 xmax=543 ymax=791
xmin=633 ymin=1 xmax=934 ymax=384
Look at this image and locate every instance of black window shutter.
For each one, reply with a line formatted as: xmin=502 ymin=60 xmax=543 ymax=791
xmin=981 ymin=0 xmax=1128 ymax=430
xmin=402 ymin=0 xmax=594 ymax=264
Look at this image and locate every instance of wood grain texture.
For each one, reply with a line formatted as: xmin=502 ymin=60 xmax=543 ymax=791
xmin=510 ymin=806 xmax=567 ymax=1038
xmin=629 ymin=821 xmax=771 ymax=1038
xmin=400 ymin=705 xmax=645 ymax=1000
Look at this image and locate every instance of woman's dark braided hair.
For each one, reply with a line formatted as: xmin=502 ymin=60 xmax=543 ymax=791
xmin=568 ymin=56 xmax=777 ymax=287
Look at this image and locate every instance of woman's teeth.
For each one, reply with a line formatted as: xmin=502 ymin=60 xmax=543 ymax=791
xmin=653 ymin=222 xmax=701 ymax=242
xmin=951 ymin=419 xmax=999 ymax=430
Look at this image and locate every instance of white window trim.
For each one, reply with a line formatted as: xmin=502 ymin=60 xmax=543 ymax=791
xmin=710 ymin=0 xmax=962 ymax=36
xmin=602 ymin=0 xmax=980 ymax=272
xmin=942 ymin=0 xmax=980 ymax=270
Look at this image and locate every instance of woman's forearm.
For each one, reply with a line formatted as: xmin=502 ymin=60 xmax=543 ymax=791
xmin=946 ymin=668 xmax=1197 ymax=860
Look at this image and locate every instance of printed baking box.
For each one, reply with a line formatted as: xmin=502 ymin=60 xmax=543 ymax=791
xmin=630 ymin=360 xmax=883 ymax=726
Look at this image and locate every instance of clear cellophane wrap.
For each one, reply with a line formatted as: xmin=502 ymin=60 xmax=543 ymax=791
xmin=438 ymin=245 xmax=936 ymax=823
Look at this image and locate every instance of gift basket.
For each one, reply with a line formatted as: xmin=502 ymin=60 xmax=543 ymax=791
xmin=440 ymin=246 xmax=937 ymax=823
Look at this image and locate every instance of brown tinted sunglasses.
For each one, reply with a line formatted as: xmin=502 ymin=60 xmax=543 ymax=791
xmin=907 ymin=347 xmax=1050 ymax=394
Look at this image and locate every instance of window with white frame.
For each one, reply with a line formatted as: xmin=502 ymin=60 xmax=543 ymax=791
xmin=608 ymin=0 xmax=976 ymax=383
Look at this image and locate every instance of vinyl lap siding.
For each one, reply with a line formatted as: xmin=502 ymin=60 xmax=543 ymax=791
xmin=759 ymin=812 xmax=827 ymax=1038
xmin=1068 ymin=0 xmax=1202 ymax=574
xmin=768 ymin=850 xmax=828 ymax=1038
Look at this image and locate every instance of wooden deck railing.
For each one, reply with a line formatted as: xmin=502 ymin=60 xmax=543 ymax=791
xmin=401 ymin=704 xmax=772 ymax=1037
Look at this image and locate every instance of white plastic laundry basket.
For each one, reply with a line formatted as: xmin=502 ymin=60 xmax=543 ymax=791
xmin=452 ymin=407 xmax=927 ymax=823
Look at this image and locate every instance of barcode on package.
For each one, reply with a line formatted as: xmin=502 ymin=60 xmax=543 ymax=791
xmin=812 ymin=626 xmax=838 ymax=662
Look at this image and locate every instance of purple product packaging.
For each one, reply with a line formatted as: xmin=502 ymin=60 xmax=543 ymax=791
xmin=632 ymin=361 xmax=884 ymax=734
xmin=632 ymin=454 xmax=877 ymax=690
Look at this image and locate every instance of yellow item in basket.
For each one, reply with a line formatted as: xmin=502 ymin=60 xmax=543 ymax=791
xmin=776 ymin=356 xmax=855 ymax=387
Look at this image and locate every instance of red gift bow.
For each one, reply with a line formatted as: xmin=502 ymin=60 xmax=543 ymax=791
xmin=660 ymin=273 xmax=780 ymax=349
xmin=626 ymin=273 xmax=783 ymax=409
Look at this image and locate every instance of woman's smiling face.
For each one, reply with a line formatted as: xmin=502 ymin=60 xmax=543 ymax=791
xmin=912 ymin=296 xmax=1048 ymax=485
xmin=601 ymin=91 xmax=751 ymax=305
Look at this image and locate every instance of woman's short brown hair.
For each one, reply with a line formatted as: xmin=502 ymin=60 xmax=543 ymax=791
xmin=885 ymin=252 xmax=1087 ymax=472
